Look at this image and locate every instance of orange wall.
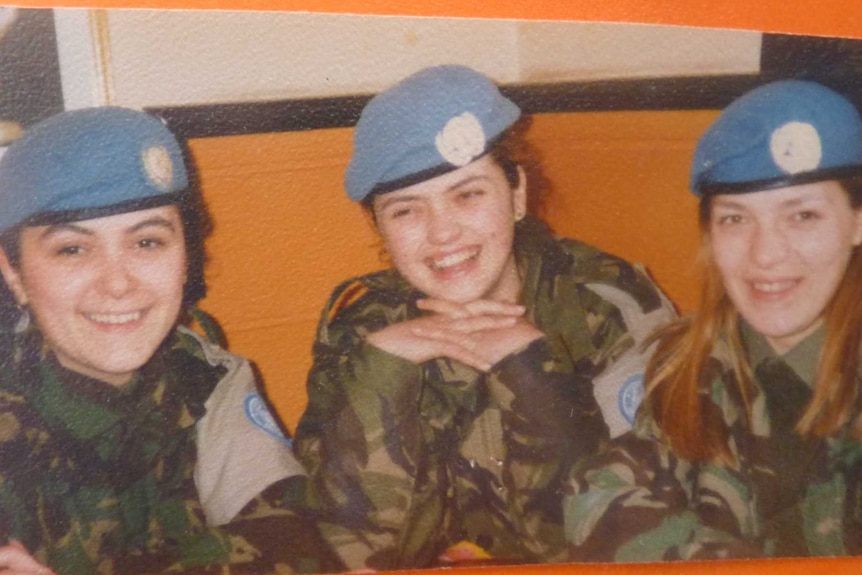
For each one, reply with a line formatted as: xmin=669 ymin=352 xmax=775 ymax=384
xmin=190 ymin=108 xmax=712 ymax=430
xmin=16 ymin=0 xmax=859 ymax=572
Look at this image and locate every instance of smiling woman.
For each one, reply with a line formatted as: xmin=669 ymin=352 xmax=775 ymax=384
xmin=709 ymin=181 xmax=862 ymax=355
xmin=293 ymin=65 xmax=676 ymax=572
xmin=0 ymin=107 xmax=343 ymax=575
xmin=566 ymin=80 xmax=862 ymax=561
xmin=1 ymin=207 xmax=188 ymax=386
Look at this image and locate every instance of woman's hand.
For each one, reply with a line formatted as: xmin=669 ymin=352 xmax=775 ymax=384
xmin=456 ymin=316 xmax=543 ymax=366
xmin=416 ymin=298 xmax=544 ymax=366
xmin=416 ymin=298 xmax=526 ymax=319
xmin=366 ymin=298 xmax=543 ymax=371
xmin=411 ymin=315 xmax=543 ymax=367
xmin=0 ymin=541 xmax=54 ymax=575
xmin=366 ymin=313 xmax=518 ymax=371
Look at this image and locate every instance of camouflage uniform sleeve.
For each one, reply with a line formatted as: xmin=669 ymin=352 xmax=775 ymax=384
xmin=485 ymin=337 xmax=609 ymax=562
xmin=111 ymin=458 xmax=340 ymax=575
xmin=564 ymin=405 xmax=763 ymax=562
xmin=528 ymin=230 xmax=676 ymax=437
xmin=583 ymin=273 xmax=677 ymax=437
xmin=211 ymin=476 xmax=347 ymax=574
xmin=293 ymin=282 xmax=432 ymax=571
xmin=0 ymin=391 xmax=45 ymax=559
xmin=472 ymin=232 xmax=675 ymax=563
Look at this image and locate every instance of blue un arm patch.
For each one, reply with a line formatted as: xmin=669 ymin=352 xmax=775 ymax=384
xmin=244 ymin=392 xmax=292 ymax=448
xmin=618 ymin=374 xmax=645 ymax=426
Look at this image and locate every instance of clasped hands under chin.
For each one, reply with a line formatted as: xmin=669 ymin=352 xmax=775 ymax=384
xmin=366 ymin=297 xmax=543 ymax=371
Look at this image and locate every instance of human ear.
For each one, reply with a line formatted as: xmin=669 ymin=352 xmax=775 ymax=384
xmin=0 ymin=247 xmax=27 ymax=306
xmin=853 ymin=207 xmax=862 ymax=247
xmin=512 ymin=166 xmax=527 ymax=221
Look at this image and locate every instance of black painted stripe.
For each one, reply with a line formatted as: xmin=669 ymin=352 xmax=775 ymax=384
xmin=147 ymin=75 xmax=767 ymax=140
xmin=147 ymin=33 xmax=862 ymax=140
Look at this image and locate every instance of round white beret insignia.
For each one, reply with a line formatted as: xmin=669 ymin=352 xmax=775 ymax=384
xmin=770 ymin=121 xmax=822 ymax=175
xmin=435 ymin=112 xmax=486 ymax=167
xmin=142 ymin=145 xmax=174 ymax=191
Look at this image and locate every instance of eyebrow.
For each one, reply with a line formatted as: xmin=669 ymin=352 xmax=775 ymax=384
xmin=713 ymin=194 xmax=821 ymax=211
xmin=127 ymin=216 xmax=179 ymax=234
xmin=375 ymin=194 xmax=420 ymax=212
xmin=375 ymin=175 xmax=491 ymax=212
xmin=38 ymin=216 xmax=178 ymax=240
xmin=39 ymin=222 xmax=94 ymax=240
xmin=449 ymin=175 xmax=488 ymax=190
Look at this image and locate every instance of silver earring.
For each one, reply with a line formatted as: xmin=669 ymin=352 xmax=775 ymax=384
xmin=14 ymin=304 xmax=29 ymax=334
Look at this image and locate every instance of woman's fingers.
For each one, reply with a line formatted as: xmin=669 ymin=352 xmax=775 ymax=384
xmin=443 ymin=314 xmax=517 ymax=333
xmin=0 ymin=542 xmax=54 ymax=575
xmin=463 ymin=300 xmax=525 ymax=317
xmin=414 ymin=335 xmax=492 ymax=371
xmin=412 ymin=318 xmax=544 ymax=368
xmin=416 ymin=298 xmax=469 ymax=318
xmin=366 ymin=322 xmax=487 ymax=370
xmin=409 ymin=325 xmax=479 ymax=350
xmin=408 ymin=325 xmax=503 ymax=371
xmin=366 ymin=312 xmax=533 ymax=371
xmin=417 ymin=298 xmax=525 ymax=318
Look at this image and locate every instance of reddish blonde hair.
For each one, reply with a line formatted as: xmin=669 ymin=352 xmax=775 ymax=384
xmin=645 ymin=180 xmax=862 ymax=464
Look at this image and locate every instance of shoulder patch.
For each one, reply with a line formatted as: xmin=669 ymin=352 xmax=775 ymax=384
xmin=618 ymin=374 xmax=645 ymax=425
xmin=244 ymin=392 xmax=291 ymax=447
xmin=327 ymin=280 xmax=369 ymax=323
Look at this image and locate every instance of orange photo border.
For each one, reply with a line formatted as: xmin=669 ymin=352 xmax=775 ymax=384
xmin=8 ymin=1 xmax=862 ymax=574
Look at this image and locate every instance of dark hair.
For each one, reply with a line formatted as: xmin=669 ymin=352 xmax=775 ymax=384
xmin=489 ymin=115 xmax=551 ymax=219
xmin=177 ymin=146 xmax=214 ymax=309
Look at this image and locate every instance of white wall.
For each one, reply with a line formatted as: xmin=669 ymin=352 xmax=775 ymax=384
xmin=53 ymin=9 xmax=762 ymax=110
xmin=517 ymin=21 xmax=761 ymax=82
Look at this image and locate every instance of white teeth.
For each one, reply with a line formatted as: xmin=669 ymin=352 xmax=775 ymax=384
xmin=752 ymin=281 xmax=795 ymax=293
xmin=431 ymin=249 xmax=478 ymax=271
xmin=85 ymin=311 xmax=142 ymax=324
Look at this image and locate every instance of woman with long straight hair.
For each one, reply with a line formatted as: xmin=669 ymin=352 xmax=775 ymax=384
xmin=566 ymin=80 xmax=862 ymax=560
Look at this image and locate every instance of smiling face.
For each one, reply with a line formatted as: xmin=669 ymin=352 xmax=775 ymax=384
xmin=372 ymin=155 xmax=527 ymax=304
xmin=0 ymin=206 xmax=187 ymax=386
xmin=709 ymin=181 xmax=862 ymax=354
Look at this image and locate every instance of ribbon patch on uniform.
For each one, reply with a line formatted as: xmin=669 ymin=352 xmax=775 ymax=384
xmin=244 ymin=392 xmax=291 ymax=446
xmin=618 ymin=374 xmax=645 ymax=425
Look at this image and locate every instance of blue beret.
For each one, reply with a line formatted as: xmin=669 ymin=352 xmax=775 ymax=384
xmin=691 ymin=80 xmax=862 ymax=197
xmin=0 ymin=106 xmax=188 ymax=233
xmin=345 ymin=65 xmax=521 ymax=202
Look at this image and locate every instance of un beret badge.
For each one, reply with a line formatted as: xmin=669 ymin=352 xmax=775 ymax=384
xmin=435 ymin=112 xmax=486 ymax=167
xmin=142 ymin=145 xmax=174 ymax=191
xmin=770 ymin=121 xmax=822 ymax=175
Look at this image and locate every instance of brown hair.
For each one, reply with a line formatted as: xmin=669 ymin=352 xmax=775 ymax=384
xmin=488 ymin=115 xmax=551 ymax=220
xmin=645 ymin=179 xmax=862 ymax=464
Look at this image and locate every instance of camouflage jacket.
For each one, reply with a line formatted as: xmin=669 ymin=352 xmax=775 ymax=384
xmin=565 ymin=327 xmax=862 ymax=561
xmin=294 ymin=217 xmax=672 ymax=571
xmin=0 ymin=327 xmax=344 ymax=575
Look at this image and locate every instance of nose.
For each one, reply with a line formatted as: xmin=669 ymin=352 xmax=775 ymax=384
xmin=749 ymin=221 xmax=788 ymax=269
xmin=98 ymin=255 xmax=136 ymax=298
xmin=426 ymin=205 xmax=460 ymax=245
